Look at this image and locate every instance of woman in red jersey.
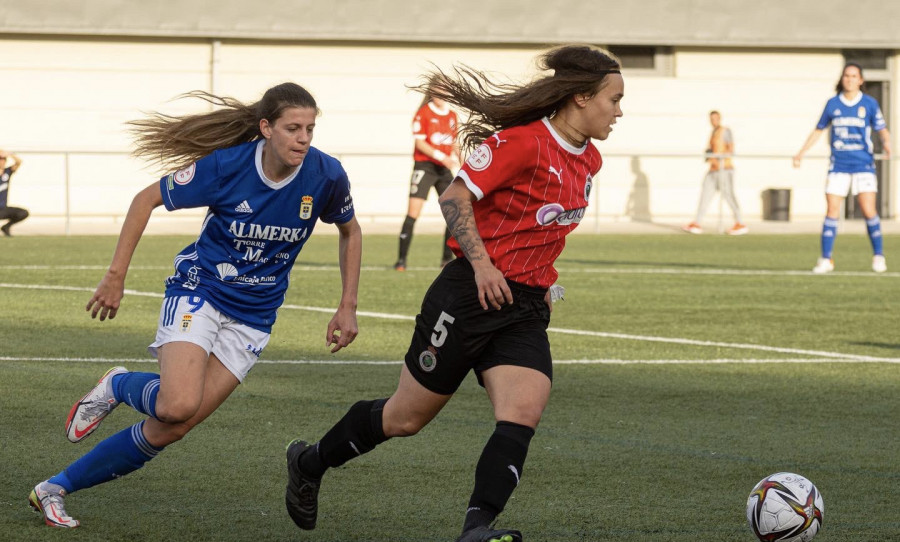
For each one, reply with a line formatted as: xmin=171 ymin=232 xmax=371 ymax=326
xmin=286 ymin=44 xmax=623 ymax=542
xmin=394 ymin=82 xmax=462 ymax=271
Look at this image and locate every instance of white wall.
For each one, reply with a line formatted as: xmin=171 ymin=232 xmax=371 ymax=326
xmin=0 ymin=37 xmax=895 ymax=235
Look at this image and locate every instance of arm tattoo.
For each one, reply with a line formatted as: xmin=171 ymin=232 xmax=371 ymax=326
xmin=440 ymin=197 xmax=487 ymax=262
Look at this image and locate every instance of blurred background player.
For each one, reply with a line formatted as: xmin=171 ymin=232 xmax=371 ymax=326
xmin=0 ymin=149 xmax=28 ymax=236
xmin=794 ymin=62 xmax=892 ymax=273
xmin=285 ymin=44 xmax=623 ymax=542
xmin=394 ymin=81 xmax=461 ymax=271
xmin=682 ymin=110 xmax=747 ymax=235
xmin=28 ymin=82 xmax=361 ymax=528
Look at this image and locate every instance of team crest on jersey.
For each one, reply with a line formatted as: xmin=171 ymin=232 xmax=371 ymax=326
xmin=584 ymin=175 xmax=593 ymax=201
xmin=180 ymin=314 xmax=192 ymax=332
xmin=174 ymin=163 xmax=196 ymax=185
xmin=299 ymin=195 xmax=314 ymax=219
xmin=418 ymin=346 xmax=438 ymax=372
xmin=858 ymin=106 xmax=867 ymax=118
xmin=466 ymin=143 xmax=492 ymax=172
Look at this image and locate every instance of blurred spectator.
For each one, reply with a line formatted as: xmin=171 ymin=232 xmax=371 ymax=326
xmin=682 ymin=111 xmax=747 ymax=235
xmin=0 ymin=150 xmax=28 ymax=236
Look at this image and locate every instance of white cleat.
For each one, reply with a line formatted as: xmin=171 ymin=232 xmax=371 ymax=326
xmin=872 ymin=255 xmax=887 ymax=273
xmin=812 ymin=258 xmax=834 ymax=274
xmin=29 ymin=481 xmax=79 ymax=528
xmin=681 ymin=222 xmax=702 ymax=234
xmin=65 ymin=366 xmax=127 ymax=443
xmin=727 ymin=223 xmax=749 ymax=236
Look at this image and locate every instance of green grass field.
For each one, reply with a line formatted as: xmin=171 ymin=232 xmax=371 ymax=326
xmin=2 ymin=232 xmax=899 ymax=541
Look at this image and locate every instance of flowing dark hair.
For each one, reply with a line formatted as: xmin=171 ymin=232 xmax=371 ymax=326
xmin=129 ymin=82 xmax=319 ymax=171
xmin=836 ymin=62 xmax=866 ymax=93
xmin=417 ymin=74 xmax=440 ymax=109
xmin=415 ymin=44 xmax=620 ymax=152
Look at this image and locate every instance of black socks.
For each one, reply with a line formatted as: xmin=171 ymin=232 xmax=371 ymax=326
xmin=301 ymin=398 xmax=390 ymax=478
xmin=398 ymin=216 xmax=416 ymax=261
xmin=462 ymin=421 xmax=535 ymax=533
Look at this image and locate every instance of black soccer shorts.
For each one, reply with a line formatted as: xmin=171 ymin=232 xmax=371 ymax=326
xmin=404 ymin=258 xmax=552 ymax=395
xmin=408 ymin=160 xmax=453 ymax=200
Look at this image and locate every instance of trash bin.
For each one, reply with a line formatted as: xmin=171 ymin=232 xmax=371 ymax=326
xmin=762 ymin=188 xmax=791 ymax=221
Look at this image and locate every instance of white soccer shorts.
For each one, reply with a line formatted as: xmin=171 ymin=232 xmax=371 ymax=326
xmin=825 ymin=172 xmax=877 ymax=196
xmin=148 ymin=295 xmax=269 ymax=382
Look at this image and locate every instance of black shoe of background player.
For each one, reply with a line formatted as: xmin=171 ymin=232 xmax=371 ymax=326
xmin=455 ymin=525 xmax=523 ymax=542
xmin=285 ymin=439 xmax=321 ymax=530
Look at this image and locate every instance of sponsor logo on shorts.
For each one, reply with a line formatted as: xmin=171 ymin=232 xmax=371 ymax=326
xmin=181 ymin=314 xmax=192 ymax=332
xmin=245 ymin=343 xmax=263 ymax=358
xmin=418 ymin=346 xmax=438 ymax=372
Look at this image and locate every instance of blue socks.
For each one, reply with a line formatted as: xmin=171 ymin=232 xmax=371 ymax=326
xmin=46 ymin=371 xmax=166 ymax=494
xmin=821 ymin=217 xmax=839 ymax=259
xmin=866 ymin=215 xmax=884 ymax=256
xmin=48 ymin=421 xmax=163 ymax=493
xmin=112 ymin=372 xmax=160 ymax=418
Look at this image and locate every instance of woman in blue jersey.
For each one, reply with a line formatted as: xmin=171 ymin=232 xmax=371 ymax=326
xmin=793 ymin=62 xmax=892 ymax=273
xmin=28 ymin=82 xmax=362 ymax=528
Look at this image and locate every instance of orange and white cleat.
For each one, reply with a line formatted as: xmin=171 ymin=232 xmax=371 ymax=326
xmin=29 ymin=481 xmax=79 ymax=528
xmin=681 ymin=222 xmax=702 ymax=234
xmin=65 ymin=366 xmax=127 ymax=443
xmin=727 ymin=223 xmax=749 ymax=236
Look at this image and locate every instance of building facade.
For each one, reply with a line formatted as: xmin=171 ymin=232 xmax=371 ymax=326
xmin=0 ymin=1 xmax=897 ymax=233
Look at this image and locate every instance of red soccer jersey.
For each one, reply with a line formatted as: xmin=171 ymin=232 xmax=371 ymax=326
xmin=452 ymin=118 xmax=602 ymax=288
xmin=412 ymin=102 xmax=458 ymax=164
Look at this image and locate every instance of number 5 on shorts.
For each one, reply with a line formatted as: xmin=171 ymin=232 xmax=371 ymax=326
xmin=431 ymin=311 xmax=455 ymax=347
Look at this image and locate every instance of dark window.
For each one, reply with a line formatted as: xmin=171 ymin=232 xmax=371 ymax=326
xmin=608 ymin=46 xmax=656 ymax=70
xmin=842 ymin=49 xmax=889 ymax=70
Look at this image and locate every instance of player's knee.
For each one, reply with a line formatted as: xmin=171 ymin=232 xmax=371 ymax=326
xmin=384 ymin=413 xmax=428 ymax=437
xmin=155 ymin=399 xmax=200 ymax=425
xmin=151 ymin=420 xmax=196 ymax=445
xmin=497 ymin=406 xmax=543 ymax=429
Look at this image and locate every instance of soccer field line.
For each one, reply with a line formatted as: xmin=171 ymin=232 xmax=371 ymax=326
xmin=2 ymin=281 xmax=899 ymax=363
xmin=1 ymin=263 xmax=899 ymax=278
xmin=2 ymin=356 xmax=899 ymax=365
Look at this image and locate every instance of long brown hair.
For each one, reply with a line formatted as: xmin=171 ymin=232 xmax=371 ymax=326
xmin=130 ymin=82 xmax=319 ymax=171
xmin=417 ymin=44 xmax=620 ymax=152
xmin=835 ymin=62 xmax=866 ymax=93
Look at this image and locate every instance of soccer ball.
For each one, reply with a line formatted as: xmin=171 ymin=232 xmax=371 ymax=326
xmin=746 ymin=472 xmax=824 ymax=542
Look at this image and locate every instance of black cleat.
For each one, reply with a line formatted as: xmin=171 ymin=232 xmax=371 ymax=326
xmin=455 ymin=526 xmax=523 ymax=542
xmin=393 ymin=259 xmax=407 ymax=271
xmin=285 ymin=439 xmax=321 ymax=530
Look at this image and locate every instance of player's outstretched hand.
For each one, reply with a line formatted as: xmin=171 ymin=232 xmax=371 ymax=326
xmin=326 ymin=306 xmax=358 ymax=353
xmin=86 ymin=271 xmax=125 ymax=321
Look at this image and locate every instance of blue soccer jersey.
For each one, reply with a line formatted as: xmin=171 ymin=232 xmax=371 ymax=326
xmin=816 ymin=92 xmax=886 ymax=173
xmin=160 ymin=140 xmax=355 ymax=332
